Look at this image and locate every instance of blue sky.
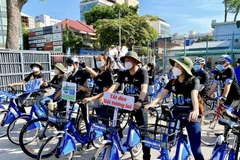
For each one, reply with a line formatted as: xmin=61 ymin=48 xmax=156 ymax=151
xmin=22 ymin=0 xmax=235 ymax=34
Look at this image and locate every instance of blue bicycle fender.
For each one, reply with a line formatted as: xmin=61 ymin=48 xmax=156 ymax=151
xmin=210 ymin=143 xmax=227 ymax=160
xmin=109 ymin=144 xmax=119 ymax=160
xmin=129 ymin=128 xmax=141 ymax=147
xmin=93 ymin=130 xmax=104 ymax=139
xmin=60 ymin=132 xmax=76 ymax=156
xmin=5 ymin=111 xmax=16 ymax=124
xmin=27 ymin=120 xmax=41 ymax=130
xmin=227 ymin=149 xmax=235 ymax=160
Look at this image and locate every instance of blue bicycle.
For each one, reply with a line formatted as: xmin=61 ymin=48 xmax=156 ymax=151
xmin=7 ymin=90 xmax=47 ymax=145
xmin=210 ymin=112 xmax=240 ymax=160
xmin=140 ymin=105 xmax=199 ymax=160
xmin=92 ymin=108 xmax=142 ymax=160
xmin=37 ymin=103 xmax=106 ymax=159
xmin=0 ymin=86 xmax=29 ymax=137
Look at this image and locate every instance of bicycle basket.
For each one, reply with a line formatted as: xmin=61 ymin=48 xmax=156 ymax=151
xmin=139 ymin=118 xmax=180 ymax=150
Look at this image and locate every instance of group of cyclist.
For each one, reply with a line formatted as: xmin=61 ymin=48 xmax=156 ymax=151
xmin=6 ymin=50 xmax=240 ymax=160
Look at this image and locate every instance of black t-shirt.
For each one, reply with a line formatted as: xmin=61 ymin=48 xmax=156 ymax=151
xmin=214 ymin=67 xmax=240 ymax=103
xmin=148 ymin=70 xmax=155 ymax=85
xmin=67 ymin=69 xmax=91 ymax=99
xmin=24 ymin=72 xmax=44 ymax=82
xmin=93 ymin=69 xmax=113 ymax=95
xmin=194 ymin=69 xmax=209 ymax=97
xmin=165 ymin=77 xmax=200 ymax=111
xmin=49 ymin=74 xmax=67 ymax=91
xmin=116 ymin=68 xmax=149 ymax=103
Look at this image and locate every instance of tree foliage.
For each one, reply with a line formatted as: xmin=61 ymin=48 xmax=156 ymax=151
xmin=94 ymin=15 xmax=158 ymax=49
xmin=196 ymin=36 xmax=214 ymax=42
xmin=63 ymin=24 xmax=83 ymax=53
xmin=143 ymin=14 xmax=160 ymax=21
xmin=227 ymin=0 xmax=240 ymax=21
xmin=84 ymin=3 xmax=138 ymax=25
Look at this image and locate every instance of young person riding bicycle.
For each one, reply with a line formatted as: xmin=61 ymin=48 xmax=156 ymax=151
xmin=39 ymin=63 xmax=67 ymax=113
xmin=8 ymin=62 xmax=45 ymax=113
xmin=107 ymin=51 xmax=151 ymax=160
xmin=53 ymin=57 xmax=97 ymax=128
xmin=193 ymin=57 xmax=209 ymax=99
xmin=145 ymin=56 xmax=204 ymax=160
xmin=82 ymin=54 xmax=114 ymax=128
xmin=208 ymin=55 xmax=240 ymax=113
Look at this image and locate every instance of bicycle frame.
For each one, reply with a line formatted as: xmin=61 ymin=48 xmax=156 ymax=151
xmin=100 ymin=121 xmax=141 ymax=160
xmin=51 ymin=116 xmax=105 ymax=156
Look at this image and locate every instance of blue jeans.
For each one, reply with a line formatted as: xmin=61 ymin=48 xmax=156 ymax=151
xmin=39 ymin=92 xmax=61 ymax=113
xmin=180 ymin=119 xmax=204 ymax=160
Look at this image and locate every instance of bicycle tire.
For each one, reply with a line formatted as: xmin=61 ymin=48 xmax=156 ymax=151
xmin=19 ymin=117 xmax=60 ymax=158
xmin=91 ymin=142 xmax=113 ymax=160
xmin=0 ymin=110 xmax=9 ymax=138
xmin=37 ymin=135 xmax=74 ymax=160
xmin=7 ymin=114 xmax=30 ymax=145
xmin=201 ymin=110 xmax=224 ymax=146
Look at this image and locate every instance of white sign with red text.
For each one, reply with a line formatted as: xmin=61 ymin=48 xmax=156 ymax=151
xmin=103 ymin=92 xmax=134 ymax=111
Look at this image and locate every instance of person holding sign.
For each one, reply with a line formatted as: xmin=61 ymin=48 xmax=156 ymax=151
xmin=83 ymin=54 xmax=114 ymax=128
xmin=8 ymin=62 xmax=44 ymax=87
xmin=144 ymin=56 xmax=204 ymax=160
xmin=8 ymin=62 xmax=45 ymax=113
xmin=39 ymin=63 xmax=67 ymax=112
xmin=106 ymin=51 xmax=150 ymax=160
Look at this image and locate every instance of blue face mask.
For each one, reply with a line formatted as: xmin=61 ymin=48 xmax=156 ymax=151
xmin=216 ymin=64 xmax=225 ymax=71
xmin=193 ymin=64 xmax=201 ymax=71
xmin=96 ymin=61 xmax=104 ymax=69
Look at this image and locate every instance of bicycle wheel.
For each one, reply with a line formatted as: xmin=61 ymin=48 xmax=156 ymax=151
xmin=37 ymin=135 xmax=74 ymax=160
xmin=91 ymin=142 xmax=113 ymax=160
xmin=19 ymin=117 xmax=60 ymax=158
xmin=201 ymin=110 xmax=224 ymax=146
xmin=91 ymin=131 xmax=105 ymax=149
xmin=7 ymin=115 xmax=30 ymax=145
xmin=0 ymin=110 xmax=9 ymax=138
xmin=130 ymin=142 xmax=142 ymax=158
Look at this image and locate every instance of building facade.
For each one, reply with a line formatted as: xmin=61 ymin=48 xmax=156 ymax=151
xmin=149 ymin=19 xmax=170 ymax=38
xmin=21 ymin=13 xmax=35 ymax=29
xmin=80 ymin=0 xmax=139 ymax=22
xmin=0 ymin=0 xmax=7 ymax=48
xmin=35 ymin=14 xmax=61 ymax=26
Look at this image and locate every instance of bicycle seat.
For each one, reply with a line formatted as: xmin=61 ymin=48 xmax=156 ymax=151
xmin=218 ymin=118 xmax=234 ymax=129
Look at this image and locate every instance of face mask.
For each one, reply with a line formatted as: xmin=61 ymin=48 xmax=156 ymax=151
xmin=237 ymin=63 xmax=240 ymax=67
xmin=216 ymin=64 xmax=225 ymax=71
xmin=125 ymin=62 xmax=133 ymax=70
xmin=193 ymin=64 xmax=201 ymax=71
xmin=68 ymin=66 xmax=74 ymax=72
xmin=172 ymin=67 xmax=182 ymax=77
xmin=54 ymin=69 xmax=59 ymax=74
xmin=33 ymin=67 xmax=40 ymax=72
xmin=96 ymin=61 xmax=104 ymax=69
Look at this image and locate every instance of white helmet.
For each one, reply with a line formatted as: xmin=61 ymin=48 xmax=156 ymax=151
xmin=194 ymin=57 xmax=205 ymax=65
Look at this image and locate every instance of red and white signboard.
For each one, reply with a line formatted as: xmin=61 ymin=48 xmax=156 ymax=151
xmin=103 ymin=92 xmax=134 ymax=111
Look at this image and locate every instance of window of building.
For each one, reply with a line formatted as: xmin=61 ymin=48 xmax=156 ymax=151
xmin=0 ymin=0 xmax=6 ymax=7
xmin=1 ymin=11 xmax=6 ymax=17
xmin=2 ymin=17 xmax=7 ymax=25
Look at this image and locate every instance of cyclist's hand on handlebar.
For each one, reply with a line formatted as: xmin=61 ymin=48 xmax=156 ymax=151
xmin=83 ymin=97 xmax=92 ymax=104
xmin=134 ymin=102 xmax=141 ymax=111
xmin=144 ymin=104 xmax=151 ymax=112
xmin=8 ymin=84 xmax=13 ymax=87
xmin=189 ymin=110 xmax=199 ymax=122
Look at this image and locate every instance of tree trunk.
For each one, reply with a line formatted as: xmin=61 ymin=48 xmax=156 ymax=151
xmin=6 ymin=0 xmax=28 ymax=49
xmin=234 ymin=6 xmax=240 ymax=21
xmin=224 ymin=0 xmax=228 ymax=22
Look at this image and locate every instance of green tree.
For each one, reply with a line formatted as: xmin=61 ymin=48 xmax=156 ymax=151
xmin=94 ymin=15 xmax=158 ymax=49
xmin=227 ymin=0 xmax=240 ymax=21
xmin=84 ymin=3 xmax=138 ymax=25
xmin=143 ymin=14 xmax=160 ymax=21
xmin=196 ymin=35 xmax=214 ymax=42
xmin=6 ymin=0 xmax=46 ymax=49
xmin=22 ymin=24 xmax=29 ymax=50
xmin=63 ymin=24 xmax=83 ymax=53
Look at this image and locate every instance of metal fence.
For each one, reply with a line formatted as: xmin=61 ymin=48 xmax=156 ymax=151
xmin=152 ymin=33 xmax=240 ymax=70
xmin=0 ymin=50 xmax=51 ymax=90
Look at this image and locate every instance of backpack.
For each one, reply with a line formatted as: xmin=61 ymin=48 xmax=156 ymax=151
xmin=172 ymin=77 xmax=204 ymax=114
